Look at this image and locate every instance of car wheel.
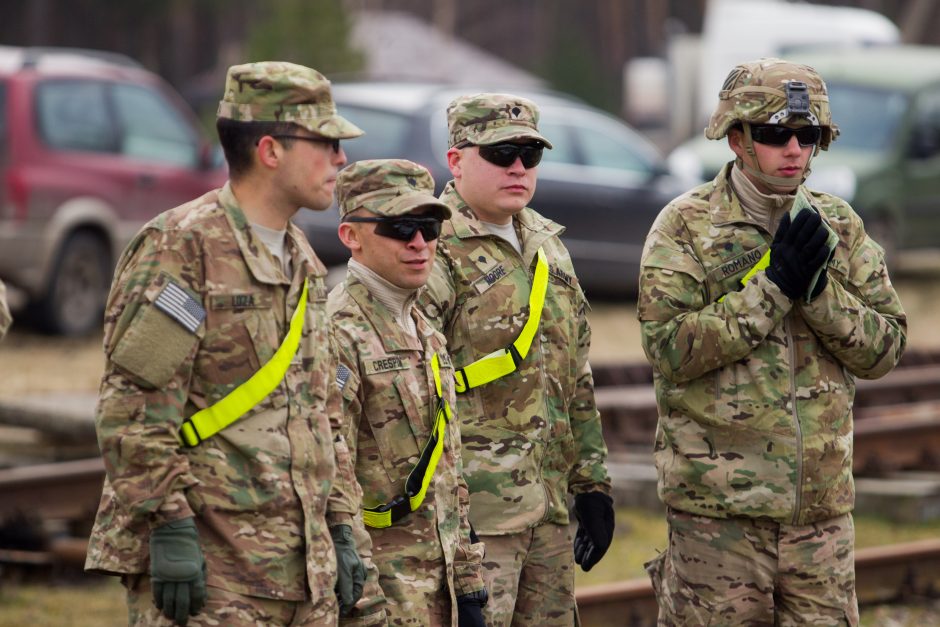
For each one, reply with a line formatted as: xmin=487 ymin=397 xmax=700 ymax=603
xmin=35 ymin=231 xmax=111 ymax=336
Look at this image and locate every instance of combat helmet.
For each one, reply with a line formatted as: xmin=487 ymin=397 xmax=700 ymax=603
xmin=706 ymin=57 xmax=838 ymax=150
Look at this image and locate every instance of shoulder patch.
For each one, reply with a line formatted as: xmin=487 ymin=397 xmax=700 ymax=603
xmin=154 ymin=281 xmax=205 ymax=333
xmin=364 ymin=355 xmax=408 ymax=375
xmin=335 ymin=363 xmax=351 ymax=390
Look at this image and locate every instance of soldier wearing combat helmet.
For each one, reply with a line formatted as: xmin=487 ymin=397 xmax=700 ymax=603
xmin=419 ymin=93 xmax=613 ymax=626
xmin=638 ymin=57 xmax=906 ymax=624
xmin=330 ymin=159 xmax=487 ymax=626
xmin=85 ymin=61 xmax=376 ymax=626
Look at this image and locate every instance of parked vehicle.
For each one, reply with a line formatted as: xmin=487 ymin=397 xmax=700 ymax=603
xmin=667 ymin=45 xmax=940 ymax=264
xmin=294 ymin=82 xmax=686 ymax=297
xmin=0 ymin=46 xmax=227 ymax=335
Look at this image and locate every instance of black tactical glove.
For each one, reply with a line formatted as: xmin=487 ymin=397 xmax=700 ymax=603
xmin=573 ymin=492 xmax=615 ymax=572
xmin=456 ymin=589 xmax=488 ymax=627
xmin=330 ymin=524 xmax=366 ymax=616
xmin=150 ymin=517 xmax=207 ymax=626
xmin=765 ymin=209 xmax=832 ymax=300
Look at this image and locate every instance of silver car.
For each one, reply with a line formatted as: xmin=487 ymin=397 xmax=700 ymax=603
xmin=296 ymin=82 xmax=685 ymax=298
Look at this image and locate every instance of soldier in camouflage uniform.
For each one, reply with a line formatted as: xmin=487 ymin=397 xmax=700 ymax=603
xmin=419 ymin=94 xmax=613 ymax=627
xmin=330 ymin=159 xmax=488 ymax=626
xmin=0 ymin=279 xmax=10 ymax=339
xmin=639 ymin=58 xmax=907 ymax=626
xmin=84 ymin=62 xmax=377 ymax=626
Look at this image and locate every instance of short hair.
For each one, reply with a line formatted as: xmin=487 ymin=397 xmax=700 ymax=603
xmin=215 ymin=118 xmax=302 ymax=179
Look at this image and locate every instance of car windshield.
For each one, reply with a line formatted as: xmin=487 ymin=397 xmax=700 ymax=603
xmin=827 ymin=82 xmax=908 ymax=153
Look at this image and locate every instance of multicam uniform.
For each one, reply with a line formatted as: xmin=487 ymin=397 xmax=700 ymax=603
xmin=330 ymin=272 xmax=485 ymax=625
xmin=421 ymin=182 xmax=611 ymax=625
xmin=85 ymin=183 xmax=359 ymax=624
xmin=638 ymin=163 xmax=906 ymax=625
xmin=0 ymin=279 xmax=10 ymax=338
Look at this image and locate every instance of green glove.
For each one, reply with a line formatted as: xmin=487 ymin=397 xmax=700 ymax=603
xmin=791 ymin=190 xmax=838 ymax=302
xmin=330 ymin=524 xmax=366 ymax=616
xmin=150 ymin=517 xmax=207 ymax=626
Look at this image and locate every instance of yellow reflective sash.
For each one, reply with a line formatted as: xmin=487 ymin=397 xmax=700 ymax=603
xmin=453 ymin=247 xmax=548 ymax=394
xmin=717 ymin=250 xmax=770 ymax=303
xmin=179 ymin=280 xmax=308 ymax=447
xmin=363 ymin=352 xmax=451 ymax=529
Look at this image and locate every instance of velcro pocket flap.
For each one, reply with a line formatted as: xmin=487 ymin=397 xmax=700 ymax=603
xmin=111 ymin=302 xmax=199 ymax=389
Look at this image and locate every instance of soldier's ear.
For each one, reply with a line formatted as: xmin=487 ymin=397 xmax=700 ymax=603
xmin=337 ymin=222 xmax=362 ymax=252
xmin=256 ymin=135 xmax=283 ymax=170
xmin=446 ymin=147 xmax=463 ymax=178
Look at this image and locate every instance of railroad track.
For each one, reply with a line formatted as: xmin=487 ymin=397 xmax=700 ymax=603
xmin=575 ymin=538 xmax=940 ymax=626
xmin=594 ymin=349 xmax=940 ymax=474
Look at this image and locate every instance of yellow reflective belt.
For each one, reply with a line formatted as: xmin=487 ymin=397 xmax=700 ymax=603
xmin=717 ymin=250 xmax=771 ymax=303
xmin=179 ymin=280 xmax=309 ymax=447
xmin=363 ymin=352 xmax=452 ymax=529
xmin=453 ymin=247 xmax=548 ymax=394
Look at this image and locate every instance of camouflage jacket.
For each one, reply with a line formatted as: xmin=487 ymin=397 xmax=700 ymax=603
xmin=419 ymin=182 xmax=611 ymax=535
xmin=0 ymin=279 xmax=10 ymax=338
xmin=329 ymin=273 xmax=485 ymax=614
xmin=85 ymin=183 xmax=359 ymax=601
xmin=638 ymin=163 xmax=907 ymax=525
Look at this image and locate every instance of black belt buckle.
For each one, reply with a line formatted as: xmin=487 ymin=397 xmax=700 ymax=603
xmin=377 ymin=495 xmax=411 ymax=524
xmin=508 ymin=344 xmax=523 ymax=367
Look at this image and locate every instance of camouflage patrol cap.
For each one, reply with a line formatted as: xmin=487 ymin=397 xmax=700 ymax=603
xmin=336 ymin=159 xmax=451 ymax=219
xmin=447 ymin=93 xmax=553 ymax=148
xmin=706 ymin=57 xmax=838 ymax=150
xmin=217 ymin=61 xmax=363 ymax=139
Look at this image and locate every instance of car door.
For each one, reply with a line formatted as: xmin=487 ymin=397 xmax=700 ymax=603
xmin=532 ymin=106 xmax=677 ymax=295
xmin=109 ymin=81 xmax=220 ymax=224
xmin=901 ymin=84 xmax=940 ymax=249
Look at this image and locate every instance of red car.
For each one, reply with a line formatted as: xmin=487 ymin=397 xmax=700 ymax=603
xmin=0 ymin=46 xmax=227 ymax=335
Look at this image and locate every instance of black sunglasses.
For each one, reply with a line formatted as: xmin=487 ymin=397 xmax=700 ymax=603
xmin=749 ymin=124 xmax=821 ymax=147
xmin=343 ymin=216 xmax=442 ymax=242
xmin=476 ymin=142 xmax=544 ymax=168
xmin=268 ymin=134 xmax=341 ymax=153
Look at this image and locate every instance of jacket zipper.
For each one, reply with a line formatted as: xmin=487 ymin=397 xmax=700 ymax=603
xmin=787 ymin=316 xmax=804 ymax=524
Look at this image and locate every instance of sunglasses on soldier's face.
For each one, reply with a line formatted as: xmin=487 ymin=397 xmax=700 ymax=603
xmin=343 ymin=216 xmax=443 ymax=242
xmin=268 ymin=134 xmax=341 ymax=153
xmin=476 ymin=142 xmax=544 ymax=168
xmin=749 ymin=124 xmax=821 ymax=147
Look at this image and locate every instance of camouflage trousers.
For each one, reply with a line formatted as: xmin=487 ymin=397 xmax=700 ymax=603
xmin=645 ymin=508 xmax=859 ymax=626
xmin=481 ymin=523 xmax=580 ymax=627
xmin=124 ymin=574 xmax=338 ymax=626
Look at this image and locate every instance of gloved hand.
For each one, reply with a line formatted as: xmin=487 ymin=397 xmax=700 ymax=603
xmin=573 ymin=492 xmax=615 ymax=572
xmin=456 ymin=589 xmax=488 ymax=627
xmin=765 ymin=209 xmax=833 ymax=301
xmin=330 ymin=524 xmax=366 ymax=616
xmin=149 ymin=517 xmax=207 ymax=626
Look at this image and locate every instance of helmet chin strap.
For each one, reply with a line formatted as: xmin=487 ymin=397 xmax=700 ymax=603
xmin=738 ymin=122 xmax=817 ymax=192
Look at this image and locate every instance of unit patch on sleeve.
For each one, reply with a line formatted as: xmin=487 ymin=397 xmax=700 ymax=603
xmin=335 ymin=363 xmax=351 ymax=390
xmin=154 ymin=281 xmax=206 ymax=333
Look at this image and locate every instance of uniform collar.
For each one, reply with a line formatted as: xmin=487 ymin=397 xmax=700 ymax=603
xmin=219 ymin=182 xmax=323 ymax=285
xmin=440 ymin=180 xmax=565 ymax=264
xmin=344 ymin=273 xmax=425 ymax=353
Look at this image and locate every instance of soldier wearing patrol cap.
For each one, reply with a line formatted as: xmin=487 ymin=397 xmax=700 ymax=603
xmin=638 ymin=58 xmax=906 ymax=624
xmin=329 ymin=159 xmax=487 ymax=626
xmin=0 ymin=279 xmax=10 ymax=339
xmin=418 ymin=94 xmax=613 ymax=626
xmin=84 ymin=61 xmax=375 ymax=626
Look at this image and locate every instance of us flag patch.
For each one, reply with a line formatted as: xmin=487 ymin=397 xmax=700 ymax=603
xmin=155 ymin=281 xmax=206 ymax=333
xmin=335 ymin=363 xmax=351 ymax=390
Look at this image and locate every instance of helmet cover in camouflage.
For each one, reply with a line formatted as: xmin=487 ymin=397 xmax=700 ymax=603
xmin=447 ymin=93 xmax=553 ymax=148
xmin=336 ymin=159 xmax=451 ymax=219
xmin=706 ymin=57 xmax=839 ymax=150
xmin=217 ymin=61 xmax=364 ymax=139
